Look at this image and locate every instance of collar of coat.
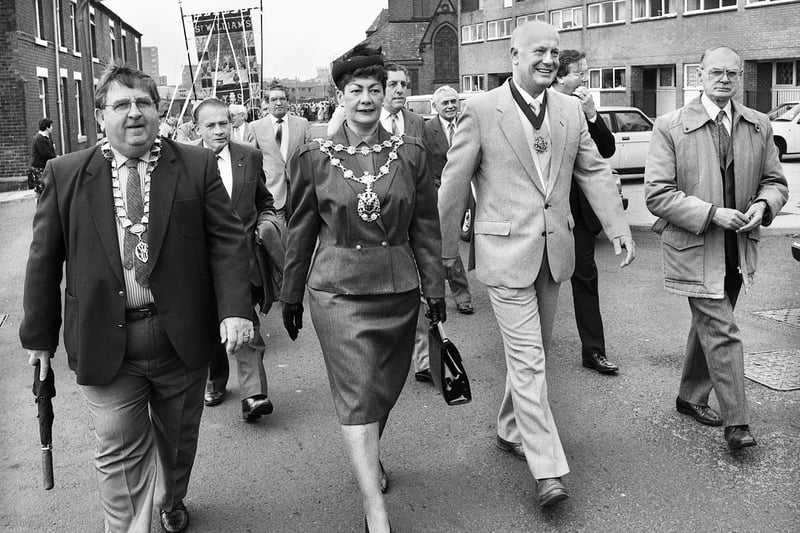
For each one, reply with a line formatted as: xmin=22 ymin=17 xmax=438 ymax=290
xmin=680 ymin=94 xmax=762 ymax=134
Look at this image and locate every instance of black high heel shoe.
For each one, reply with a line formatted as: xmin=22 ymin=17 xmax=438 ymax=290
xmin=379 ymin=461 xmax=389 ymax=494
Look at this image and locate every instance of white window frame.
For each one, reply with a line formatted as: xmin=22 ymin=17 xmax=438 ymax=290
xmin=588 ymin=67 xmax=627 ymax=90
xmin=38 ymin=75 xmax=49 ymax=118
xmin=550 ymin=7 xmax=583 ymax=30
xmin=89 ymin=11 xmax=97 ymax=59
xmin=69 ymin=1 xmax=80 ymax=55
xmin=517 ymin=13 xmax=546 ymax=26
xmin=34 ymin=0 xmax=48 ymax=45
xmin=461 ymin=23 xmax=485 ymax=43
xmin=633 ymin=0 xmax=676 ymax=18
xmin=588 ymin=0 xmax=626 ymax=25
xmin=684 ymin=0 xmax=737 ymax=13
xmin=121 ymin=30 xmax=127 ymax=63
xmin=487 ymin=18 xmax=513 ymax=40
xmin=462 ymin=74 xmax=485 ymax=92
xmin=504 ymin=0 xmax=513 ymax=6
xmin=109 ymin=20 xmax=116 ymax=58
xmin=683 ymin=63 xmax=702 ymax=88
xmin=135 ymin=37 xmax=141 ymax=69
xmin=74 ymin=73 xmax=85 ymax=139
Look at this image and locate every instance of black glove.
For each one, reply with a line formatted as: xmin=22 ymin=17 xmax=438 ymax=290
xmin=425 ymin=297 xmax=446 ymax=326
xmin=282 ymin=302 xmax=304 ymax=341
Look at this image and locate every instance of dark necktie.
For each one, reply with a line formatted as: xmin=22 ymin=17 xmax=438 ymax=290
xmin=716 ymin=110 xmax=730 ymax=169
xmin=123 ymin=159 xmax=148 ymax=286
xmin=275 ymin=118 xmax=283 ymax=145
xmin=447 ymin=121 xmax=455 ymax=146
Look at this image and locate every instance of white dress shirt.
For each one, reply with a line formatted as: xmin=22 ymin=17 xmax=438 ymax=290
xmin=205 ymin=142 xmax=233 ymax=198
xmin=380 ymin=107 xmax=405 ymax=135
xmin=270 ymin=114 xmax=289 ymax=160
xmin=701 ymin=92 xmax=732 ymax=134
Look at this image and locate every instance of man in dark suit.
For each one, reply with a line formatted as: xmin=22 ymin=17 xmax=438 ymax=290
xmin=552 ymin=50 xmax=620 ymax=374
xmin=20 ymin=65 xmax=254 ymax=533
xmin=193 ymin=98 xmax=284 ymax=422
xmin=438 ymin=22 xmax=634 ymax=507
xmin=250 ymin=84 xmax=312 ymax=222
xmin=424 ymin=85 xmax=475 ymax=316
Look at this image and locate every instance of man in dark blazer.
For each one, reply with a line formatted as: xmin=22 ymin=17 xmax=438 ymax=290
xmin=193 ymin=98 xmax=284 ymax=422
xmin=552 ymin=50 xmax=620 ymax=374
xmin=250 ymin=84 xmax=312 ymax=221
xmin=424 ymin=85 xmax=475 ymax=316
xmin=380 ymin=63 xmax=426 ymax=138
xmin=438 ymin=22 xmax=634 ymax=507
xmin=20 ymin=65 xmax=254 ymax=533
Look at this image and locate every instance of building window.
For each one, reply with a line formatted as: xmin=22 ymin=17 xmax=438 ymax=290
xmin=38 ymin=77 xmax=49 ymax=118
xmin=35 ymin=0 xmax=47 ymax=41
xmin=434 ymin=26 xmax=459 ymax=82
xmin=462 ymin=74 xmax=485 ymax=92
xmin=504 ymin=0 xmax=513 ymax=6
xmin=75 ymin=78 xmax=85 ymax=137
xmin=659 ymin=66 xmax=676 ymax=87
xmin=685 ymin=0 xmax=736 ymax=12
xmin=517 ymin=13 xmax=546 ymax=26
xmin=89 ymin=12 xmax=97 ymax=58
xmin=588 ymin=67 xmax=626 ymax=89
xmin=135 ymin=37 xmax=141 ymax=69
xmin=684 ymin=64 xmax=701 ymax=88
xmin=461 ymin=23 xmax=485 ymax=43
xmin=56 ymin=0 xmax=67 ymax=48
xmin=487 ymin=19 xmax=513 ymax=40
xmin=109 ymin=20 xmax=116 ymax=59
xmin=121 ymin=31 xmax=127 ymax=63
xmin=70 ymin=1 xmax=80 ymax=52
xmin=588 ymin=0 xmax=626 ymax=24
xmin=461 ymin=0 xmax=485 ymax=12
xmin=775 ymin=62 xmax=794 ymax=85
xmin=633 ymin=0 xmax=675 ymax=17
xmin=550 ymin=7 xmax=583 ymax=30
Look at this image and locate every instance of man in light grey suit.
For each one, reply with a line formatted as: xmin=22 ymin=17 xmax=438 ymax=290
xmin=437 ymin=21 xmax=635 ymax=507
xmin=251 ymin=84 xmax=312 ymax=221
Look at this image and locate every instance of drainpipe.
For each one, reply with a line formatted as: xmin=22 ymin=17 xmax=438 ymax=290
xmin=52 ymin=0 xmax=66 ymax=154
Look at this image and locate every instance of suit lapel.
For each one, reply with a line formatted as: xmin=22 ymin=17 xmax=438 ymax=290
xmin=145 ymin=141 xmax=179 ymax=276
xmin=546 ymin=88 xmax=567 ymax=194
xmin=497 ymin=84 xmax=545 ymax=196
xmin=228 ymin=143 xmax=246 ymax=207
xmin=432 ymin=118 xmax=450 ymax=155
xmin=85 ymin=147 xmax=124 ymax=283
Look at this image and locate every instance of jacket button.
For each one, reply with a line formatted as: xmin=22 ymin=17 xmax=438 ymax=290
xmin=381 ymin=241 xmax=388 ymax=247
xmin=117 ymin=324 xmax=124 ymax=328
xmin=356 ymin=245 xmax=362 ymax=251
xmin=118 ymin=291 xmax=124 ymax=297
xmin=544 ymin=203 xmax=550 ymax=209
xmin=541 ymin=231 xmax=547 ymax=236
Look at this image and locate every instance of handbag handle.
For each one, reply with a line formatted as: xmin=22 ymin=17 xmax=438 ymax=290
xmin=436 ymin=322 xmax=449 ymax=343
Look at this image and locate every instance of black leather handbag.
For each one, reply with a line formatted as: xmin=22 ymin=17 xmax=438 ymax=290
xmin=428 ymin=322 xmax=472 ymax=406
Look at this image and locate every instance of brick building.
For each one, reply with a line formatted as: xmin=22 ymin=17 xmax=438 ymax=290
xmin=1 ymin=0 xmax=142 ymax=180
xmin=458 ymin=0 xmax=800 ymax=116
xmin=342 ymin=0 xmax=460 ymax=96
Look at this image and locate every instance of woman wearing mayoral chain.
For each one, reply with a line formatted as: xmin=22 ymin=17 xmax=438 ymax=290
xmin=281 ymin=45 xmax=445 ymax=533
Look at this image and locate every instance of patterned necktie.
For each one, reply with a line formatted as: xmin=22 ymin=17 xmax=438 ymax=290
xmin=123 ymin=159 xmax=148 ymax=286
xmin=447 ymin=121 xmax=455 ymax=146
xmin=275 ymin=118 xmax=283 ymax=145
xmin=390 ymin=113 xmax=399 ymax=136
xmin=716 ymin=110 xmax=730 ymax=169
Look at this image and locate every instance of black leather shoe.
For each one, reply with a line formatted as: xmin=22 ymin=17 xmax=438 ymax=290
xmin=676 ymin=396 xmax=723 ymax=426
xmin=724 ymin=425 xmax=757 ymax=449
xmin=537 ymin=477 xmax=569 ymax=507
xmin=414 ymin=369 xmax=432 ymax=383
xmin=496 ymin=435 xmax=525 ymax=460
xmin=379 ymin=460 xmax=389 ymax=494
xmin=456 ymin=301 xmax=475 ymax=314
xmin=204 ymin=388 xmax=226 ymax=406
xmin=160 ymin=501 xmax=189 ymax=533
xmin=582 ymin=352 xmax=619 ymax=373
xmin=242 ymin=395 xmax=273 ymax=421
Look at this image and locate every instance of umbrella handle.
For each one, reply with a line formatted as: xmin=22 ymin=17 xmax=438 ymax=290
xmin=41 ymin=445 xmax=53 ymax=490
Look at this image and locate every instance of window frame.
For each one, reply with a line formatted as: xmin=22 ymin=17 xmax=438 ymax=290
xmin=517 ymin=13 xmax=546 ymax=26
xmin=632 ymin=0 xmax=676 ymax=18
xmin=462 ymin=74 xmax=486 ymax=92
xmin=74 ymin=73 xmax=85 ymax=139
xmin=34 ymin=0 xmax=48 ymax=44
xmin=683 ymin=63 xmax=702 ymax=88
xmin=89 ymin=10 xmax=97 ymax=59
xmin=461 ymin=22 xmax=485 ymax=43
xmin=550 ymin=6 xmax=583 ymax=30
xmin=487 ymin=18 xmax=514 ymax=40
xmin=38 ymin=76 xmax=49 ymax=119
xmin=109 ymin=20 xmax=116 ymax=59
xmin=587 ymin=67 xmax=627 ymax=90
xmin=684 ymin=0 xmax=737 ymax=14
xmin=69 ymin=1 xmax=80 ymax=54
xmin=588 ymin=0 xmax=627 ymax=25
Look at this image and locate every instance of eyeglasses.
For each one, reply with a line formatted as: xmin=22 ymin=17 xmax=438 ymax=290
xmin=704 ymin=69 xmax=742 ymax=82
xmin=104 ymin=98 xmax=155 ymax=115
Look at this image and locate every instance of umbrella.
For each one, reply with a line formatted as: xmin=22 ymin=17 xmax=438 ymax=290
xmin=32 ymin=361 xmax=55 ymax=490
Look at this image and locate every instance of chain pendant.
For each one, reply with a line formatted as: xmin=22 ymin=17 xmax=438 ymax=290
xmin=533 ymin=133 xmax=549 ymax=155
xmin=134 ymin=238 xmax=149 ymax=263
xmin=357 ymin=186 xmax=381 ymax=222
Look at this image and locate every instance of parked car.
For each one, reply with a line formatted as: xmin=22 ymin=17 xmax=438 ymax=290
xmin=405 ymin=92 xmax=480 ymax=121
xmin=769 ymin=101 xmax=800 ymax=161
xmin=596 ymin=106 xmax=654 ymax=179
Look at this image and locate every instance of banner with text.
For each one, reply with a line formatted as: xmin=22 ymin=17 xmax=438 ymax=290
xmin=192 ymin=9 xmax=259 ymax=105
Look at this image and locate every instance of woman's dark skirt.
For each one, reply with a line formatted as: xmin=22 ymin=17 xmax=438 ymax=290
xmin=308 ymin=287 xmax=419 ymax=425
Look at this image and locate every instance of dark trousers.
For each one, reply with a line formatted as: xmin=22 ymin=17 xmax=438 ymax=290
xmin=569 ymin=222 xmax=605 ymax=358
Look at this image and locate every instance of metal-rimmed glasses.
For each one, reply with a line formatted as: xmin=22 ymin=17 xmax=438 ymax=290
xmin=103 ymin=98 xmax=155 ymax=115
xmin=704 ymin=69 xmax=743 ymax=82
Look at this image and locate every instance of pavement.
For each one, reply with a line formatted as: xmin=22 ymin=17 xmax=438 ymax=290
xmin=1 ymin=162 xmax=799 ymax=532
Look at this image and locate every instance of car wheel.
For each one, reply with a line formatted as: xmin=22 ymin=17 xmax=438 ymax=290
xmin=460 ymin=193 xmax=476 ymax=242
xmin=775 ymin=138 xmax=787 ymax=162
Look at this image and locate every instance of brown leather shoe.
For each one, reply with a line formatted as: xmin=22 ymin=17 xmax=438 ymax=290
xmin=537 ymin=477 xmax=569 ymax=507
xmin=724 ymin=425 xmax=757 ymax=449
xmin=496 ymin=435 xmax=525 ymax=460
xmin=582 ymin=352 xmax=619 ymax=373
xmin=676 ymin=396 xmax=723 ymax=426
xmin=160 ymin=501 xmax=189 ymax=533
xmin=242 ymin=395 xmax=274 ymax=421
